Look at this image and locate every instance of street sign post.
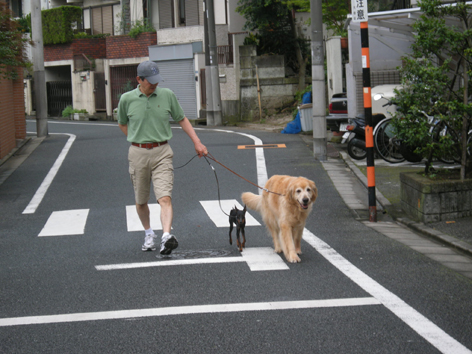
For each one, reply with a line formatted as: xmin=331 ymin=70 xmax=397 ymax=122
xmin=351 ymin=0 xmax=377 ymax=222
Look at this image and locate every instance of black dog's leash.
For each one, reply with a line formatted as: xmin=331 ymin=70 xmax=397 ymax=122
xmin=174 ymin=153 xmax=231 ymax=216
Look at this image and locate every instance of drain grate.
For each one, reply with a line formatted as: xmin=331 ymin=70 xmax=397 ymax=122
xmin=156 ymin=249 xmax=234 ymax=260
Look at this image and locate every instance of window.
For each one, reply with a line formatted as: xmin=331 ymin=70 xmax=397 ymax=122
xmin=91 ymin=5 xmax=114 ymax=35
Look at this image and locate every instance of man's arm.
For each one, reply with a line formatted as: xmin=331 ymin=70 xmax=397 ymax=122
xmin=178 ymin=117 xmax=208 ymax=157
xmin=118 ymin=123 xmax=128 ymax=136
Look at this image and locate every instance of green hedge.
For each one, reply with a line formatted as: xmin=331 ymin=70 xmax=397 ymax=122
xmin=29 ymin=6 xmax=82 ymax=45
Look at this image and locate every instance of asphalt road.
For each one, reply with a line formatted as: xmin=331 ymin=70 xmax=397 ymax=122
xmin=0 ymin=119 xmax=471 ymax=353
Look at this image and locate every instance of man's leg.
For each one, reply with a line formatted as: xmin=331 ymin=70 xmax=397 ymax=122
xmin=158 ymin=196 xmax=173 ymax=233
xmin=136 ymin=202 xmax=151 ymax=230
xmin=158 ymin=196 xmax=178 ymax=255
xmin=137 ymin=202 xmax=157 ymax=251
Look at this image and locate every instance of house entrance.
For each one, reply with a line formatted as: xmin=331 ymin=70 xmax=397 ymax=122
xmin=46 ymin=81 xmax=72 ymax=117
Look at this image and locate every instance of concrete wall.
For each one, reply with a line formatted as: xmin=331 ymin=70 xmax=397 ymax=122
xmin=72 ymin=70 xmax=96 ymax=114
xmin=157 ymin=26 xmax=204 ymax=45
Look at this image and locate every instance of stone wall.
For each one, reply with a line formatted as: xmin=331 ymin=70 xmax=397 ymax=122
xmin=401 ymin=172 xmax=472 ymax=223
xmin=239 ymin=46 xmax=299 ymax=120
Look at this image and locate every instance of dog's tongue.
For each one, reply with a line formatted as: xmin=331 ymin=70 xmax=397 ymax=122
xmin=300 ymin=203 xmax=308 ymax=209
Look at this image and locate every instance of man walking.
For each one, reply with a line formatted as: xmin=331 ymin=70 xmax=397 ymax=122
xmin=117 ymin=60 xmax=208 ymax=254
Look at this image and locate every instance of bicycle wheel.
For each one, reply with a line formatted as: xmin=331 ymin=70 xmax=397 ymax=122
xmin=374 ymin=118 xmax=405 ymax=163
xmin=432 ymin=124 xmax=461 ymax=164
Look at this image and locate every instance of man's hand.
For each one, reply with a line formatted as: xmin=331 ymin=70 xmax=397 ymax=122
xmin=178 ymin=117 xmax=208 ymax=158
xmin=195 ymin=142 xmax=208 ymax=158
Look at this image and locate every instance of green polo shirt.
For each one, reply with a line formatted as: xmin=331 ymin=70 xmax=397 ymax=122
xmin=117 ymin=86 xmax=185 ymax=143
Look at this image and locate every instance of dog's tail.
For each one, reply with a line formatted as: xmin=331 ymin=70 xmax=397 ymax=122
xmin=241 ymin=192 xmax=262 ymax=212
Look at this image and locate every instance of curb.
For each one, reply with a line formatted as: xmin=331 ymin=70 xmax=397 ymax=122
xmin=337 ymin=148 xmax=472 ymax=258
xmin=0 ymin=137 xmax=32 ymax=167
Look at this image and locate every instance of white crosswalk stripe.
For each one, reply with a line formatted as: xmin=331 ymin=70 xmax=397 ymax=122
xmin=38 ymin=209 xmax=89 ymax=237
xmin=125 ymin=203 xmax=166 ymax=231
xmin=37 ymin=200 xmax=261 ymax=237
xmin=200 ymin=199 xmax=261 ymax=227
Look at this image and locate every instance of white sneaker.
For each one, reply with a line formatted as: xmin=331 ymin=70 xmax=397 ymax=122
xmin=160 ymin=234 xmax=178 ymax=255
xmin=142 ymin=234 xmax=157 ymax=251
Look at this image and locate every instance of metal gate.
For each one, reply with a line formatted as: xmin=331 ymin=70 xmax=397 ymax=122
xmin=110 ymin=65 xmax=138 ymax=110
xmin=157 ymin=59 xmax=197 ymax=119
xmin=46 ymin=81 xmax=72 ymax=117
xmin=94 ymin=72 xmax=106 ymax=111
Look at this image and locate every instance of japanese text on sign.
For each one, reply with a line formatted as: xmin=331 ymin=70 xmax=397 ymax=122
xmin=351 ymin=0 xmax=368 ymax=22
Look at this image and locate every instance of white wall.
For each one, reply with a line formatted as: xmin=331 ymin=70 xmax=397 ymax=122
xmin=326 ymin=37 xmax=343 ymax=100
xmin=227 ymin=0 xmax=246 ymax=33
xmin=157 ymin=26 xmax=204 ymax=45
xmin=72 ymin=70 xmax=96 ymax=114
xmin=214 ymin=0 xmax=226 ymax=25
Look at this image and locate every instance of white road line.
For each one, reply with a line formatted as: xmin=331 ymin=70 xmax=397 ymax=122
xmin=38 ymin=209 xmax=89 ymax=237
xmin=126 ymin=204 xmax=166 ymax=231
xmin=302 ymin=229 xmax=472 ymax=354
xmin=240 ymin=247 xmax=289 ymax=271
xmin=23 ymin=133 xmax=76 ymax=214
xmin=0 ymin=297 xmax=380 ymax=327
xmin=95 ymin=247 xmax=287 ymax=272
xmin=200 ymin=199 xmax=261 ymax=227
xmin=96 ymin=256 xmax=245 ymax=270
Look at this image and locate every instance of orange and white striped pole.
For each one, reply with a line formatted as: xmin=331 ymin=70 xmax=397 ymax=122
xmin=360 ymin=21 xmax=377 ymax=222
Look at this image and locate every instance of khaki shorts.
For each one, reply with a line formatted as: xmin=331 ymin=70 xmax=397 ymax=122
xmin=128 ymin=144 xmax=174 ymax=204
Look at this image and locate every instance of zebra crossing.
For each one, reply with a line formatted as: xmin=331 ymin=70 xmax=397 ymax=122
xmin=37 ymin=199 xmax=261 ymax=237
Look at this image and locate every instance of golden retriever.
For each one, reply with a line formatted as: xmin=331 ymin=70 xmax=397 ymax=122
xmin=241 ymin=175 xmax=317 ymax=263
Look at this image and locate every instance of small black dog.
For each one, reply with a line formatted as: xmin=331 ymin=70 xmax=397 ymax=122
xmin=229 ymin=205 xmax=246 ymax=252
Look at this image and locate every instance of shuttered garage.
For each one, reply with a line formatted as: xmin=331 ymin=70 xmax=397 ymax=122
xmin=156 ymin=59 xmax=197 ymax=120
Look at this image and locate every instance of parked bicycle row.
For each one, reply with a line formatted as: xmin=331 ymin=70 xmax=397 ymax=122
xmin=342 ymin=85 xmax=472 ymax=165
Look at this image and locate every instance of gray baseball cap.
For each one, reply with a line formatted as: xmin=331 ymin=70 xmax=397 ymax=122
xmin=137 ymin=61 xmax=163 ymax=84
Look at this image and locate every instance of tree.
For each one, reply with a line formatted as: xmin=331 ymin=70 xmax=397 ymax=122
xmin=0 ymin=3 xmax=31 ymax=80
xmin=392 ymin=0 xmax=472 ymax=179
xmin=236 ymin=0 xmax=310 ymax=92
xmin=322 ymin=0 xmax=350 ymax=37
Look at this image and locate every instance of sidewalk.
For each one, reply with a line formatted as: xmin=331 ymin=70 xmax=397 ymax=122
xmin=319 ymin=136 xmax=472 ymax=259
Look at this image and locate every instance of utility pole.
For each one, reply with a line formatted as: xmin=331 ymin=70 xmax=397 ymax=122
xmin=310 ymin=0 xmax=327 ymax=161
xmin=203 ymin=0 xmax=223 ymax=126
xmin=31 ymin=0 xmax=48 ymax=137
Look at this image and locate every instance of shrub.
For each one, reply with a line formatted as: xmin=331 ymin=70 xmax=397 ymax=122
xmin=128 ymin=19 xmax=155 ymax=39
xmin=27 ymin=6 xmax=82 ymax=45
xmin=61 ymin=106 xmax=88 ymax=117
